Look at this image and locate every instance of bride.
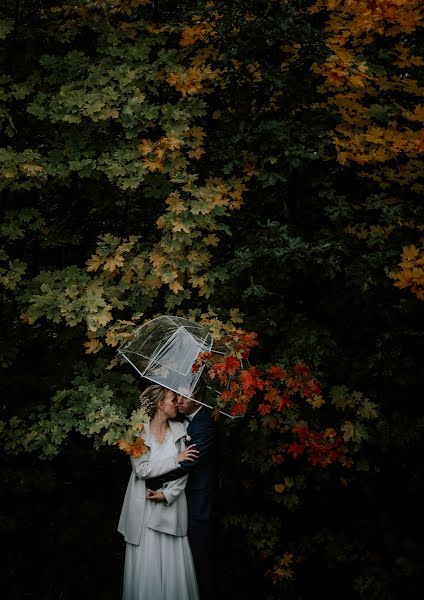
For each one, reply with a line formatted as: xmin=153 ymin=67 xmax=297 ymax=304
xmin=118 ymin=384 xmax=200 ymax=600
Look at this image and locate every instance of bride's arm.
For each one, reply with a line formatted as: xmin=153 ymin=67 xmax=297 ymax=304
xmin=147 ymin=474 xmax=189 ymax=505
xmin=131 ymin=444 xmax=198 ymax=479
xmin=131 ymin=452 xmax=179 ymax=479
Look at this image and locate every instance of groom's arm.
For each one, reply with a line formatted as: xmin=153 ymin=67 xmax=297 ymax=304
xmin=146 ymin=419 xmax=215 ymax=490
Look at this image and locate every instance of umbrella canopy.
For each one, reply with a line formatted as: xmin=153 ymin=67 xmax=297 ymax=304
xmin=118 ymin=315 xmax=214 ymax=400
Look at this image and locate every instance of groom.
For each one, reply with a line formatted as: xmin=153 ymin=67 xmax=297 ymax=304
xmin=146 ymin=387 xmax=217 ymax=600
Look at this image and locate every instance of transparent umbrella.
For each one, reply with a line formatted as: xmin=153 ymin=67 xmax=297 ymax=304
xmin=118 ymin=316 xmax=235 ymax=417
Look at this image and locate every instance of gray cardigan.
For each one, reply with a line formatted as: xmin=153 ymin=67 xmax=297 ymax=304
xmin=118 ymin=420 xmax=188 ymax=545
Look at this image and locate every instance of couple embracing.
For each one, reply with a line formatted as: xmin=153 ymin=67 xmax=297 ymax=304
xmin=118 ymin=383 xmax=216 ymax=600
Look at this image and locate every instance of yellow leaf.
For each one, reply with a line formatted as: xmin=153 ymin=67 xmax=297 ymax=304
xmin=156 ymin=215 xmax=167 ymax=229
xmin=307 ymin=394 xmax=325 ymax=409
xmin=244 ymin=11 xmax=256 ymax=22
xmin=402 ymin=245 xmax=420 ymax=262
xmin=189 ymin=275 xmax=206 ymax=288
xmin=162 ymin=136 xmax=183 ymax=151
xmin=104 ymin=255 xmax=124 ymax=272
xmin=21 ymin=163 xmax=44 ymax=175
xmin=204 ymin=234 xmax=219 ymax=246
xmin=99 ymin=307 xmax=113 ymax=326
xmin=349 ymin=74 xmax=365 ymax=88
xmin=169 ymin=280 xmax=184 ymax=294
xmin=188 ymin=147 xmax=204 ymax=159
xmin=84 ymin=337 xmax=102 ymax=354
xmin=274 ymin=566 xmax=293 ymax=579
xmin=144 ymin=275 xmax=163 ymax=289
xmin=187 ymin=250 xmax=207 ymax=265
xmin=2 ymin=169 xmax=16 ymax=179
xmin=189 ymin=126 xmax=206 ymax=140
xmin=138 ymin=138 xmax=154 ymax=155
xmin=281 ymin=553 xmax=294 ymax=567
xmin=403 ymin=105 xmax=424 ymax=122
xmin=179 ymin=23 xmax=213 ymax=47
xmin=161 ymin=270 xmax=179 ymax=284
xmin=20 ymin=311 xmax=37 ymax=324
xmin=149 ymin=253 xmax=167 ymax=268
xmin=88 ymin=306 xmax=113 ymax=329
xmin=274 ymin=483 xmax=285 ymax=494
xmin=154 ymin=147 xmax=165 ymax=160
xmin=172 ymin=221 xmax=191 ymax=234
xmin=146 ymin=23 xmax=170 ymax=34
xmin=198 ymin=283 xmax=210 ymax=298
xmin=142 ymin=157 xmax=164 ymax=172
xmin=121 ymin=269 xmax=134 ymax=284
xmin=86 ymin=255 xmax=103 ymax=272
xmin=166 ymin=192 xmax=186 ymax=213
xmin=116 ymin=439 xmax=131 ymax=453
xmin=247 ymin=61 xmax=262 ymax=82
xmin=106 ymin=356 xmax=120 ymax=370
xmin=341 ymin=421 xmax=354 ymax=441
xmin=229 ymin=308 xmax=243 ymax=324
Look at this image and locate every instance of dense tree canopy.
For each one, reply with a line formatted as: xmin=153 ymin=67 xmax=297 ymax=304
xmin=1 ymin=1 xmax=423 ymax=598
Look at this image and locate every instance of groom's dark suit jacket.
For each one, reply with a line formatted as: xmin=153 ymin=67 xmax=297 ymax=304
xmin=146 ymin=406 xmax=216 ymax=600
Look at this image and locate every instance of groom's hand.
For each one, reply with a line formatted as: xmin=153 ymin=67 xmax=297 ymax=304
xmin=146 ymin=489 xmax=166 ymax=503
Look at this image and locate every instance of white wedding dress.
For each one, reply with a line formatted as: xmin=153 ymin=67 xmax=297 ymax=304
xmin=122 ymin=431 xmax=199 ymax=600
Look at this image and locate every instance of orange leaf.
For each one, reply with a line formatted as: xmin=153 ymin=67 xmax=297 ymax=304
xmin=224 ymin=356 xmax=240 ymax=375
xmin=258 ymin=403 xmax=271 ymax=416
xmin=239 ymin=369 xmax=255 ymax=390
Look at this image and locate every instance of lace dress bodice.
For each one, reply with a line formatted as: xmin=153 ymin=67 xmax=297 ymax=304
xmin=149 ymin=428 xmax=177 ymax=464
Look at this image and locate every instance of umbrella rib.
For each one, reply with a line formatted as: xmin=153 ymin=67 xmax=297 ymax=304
xmin=119 ymin=353 xmax=147 ymax=380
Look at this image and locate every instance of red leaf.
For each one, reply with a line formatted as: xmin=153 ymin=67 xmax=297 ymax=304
xmin=276 ymin=394 xmax=292 ymax=412
xmin=293 ymin=363 xmax=310 ymax=375
xmin=221 ymin=390 xmax=232 ymax=402
xmin=239 ymin=369 xmax=255 ymax=390
xmin=287 ymin=442 xmax=305 ymax=458
xmin=224 ymin=356 xmax=240 ymax=375
xmin=266 ymin=366 xmax=288 ymax=380
xmin=231 ymin=402 xmax=247 ymax=417
xmin=258 ymin=403 xmax=271 ymax=416
xmin=264 ymin=386 xmax=280 ymax=403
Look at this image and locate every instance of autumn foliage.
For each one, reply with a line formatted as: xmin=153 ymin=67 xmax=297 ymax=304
xmin=391 ymin=243 xmax=424 ymax=300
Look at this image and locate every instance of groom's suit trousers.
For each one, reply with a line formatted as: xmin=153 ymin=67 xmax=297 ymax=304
xmin=145 ymin=406 xmax=217 ymax=600
xmin=185 ymin=408 xmax=217 ymax=600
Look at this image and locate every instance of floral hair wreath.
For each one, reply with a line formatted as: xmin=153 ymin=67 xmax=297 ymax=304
xmin=139 ymin=395 xmax=156 ymax=414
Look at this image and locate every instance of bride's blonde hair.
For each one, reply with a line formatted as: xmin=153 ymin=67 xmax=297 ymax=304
xmin=139 ymin=384 xmax=167 ymax=419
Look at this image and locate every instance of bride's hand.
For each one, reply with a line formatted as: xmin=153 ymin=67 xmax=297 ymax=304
xmin=177 ymin=444 xmax=199 ymax=462
xmin=146 ymin=490 xmax=166 ymax=503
